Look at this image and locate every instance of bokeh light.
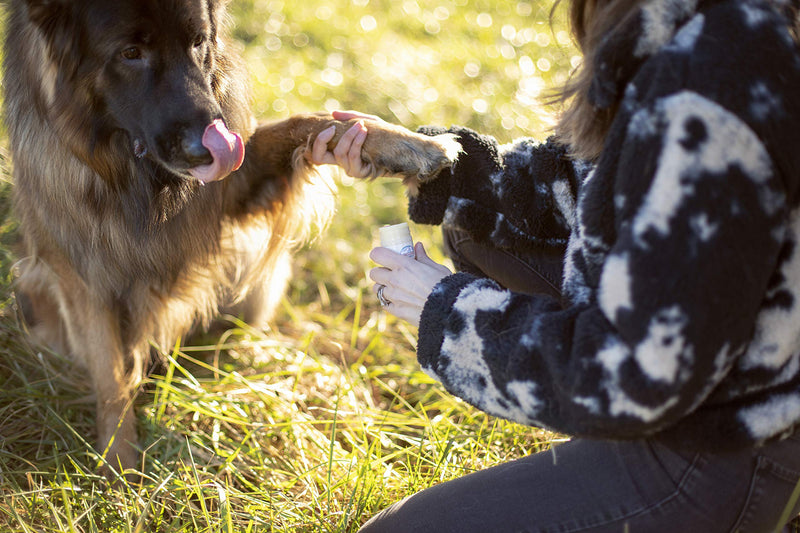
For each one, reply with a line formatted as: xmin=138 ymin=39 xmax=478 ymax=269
xmin=229 ymin=0 xmax=575 ymax=139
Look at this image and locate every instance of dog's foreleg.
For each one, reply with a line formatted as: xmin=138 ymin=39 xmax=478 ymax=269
xmin=49 ymin=263 xmax=140 ymax=478
xmin=234 ymin=113 xmax=460 ymax=188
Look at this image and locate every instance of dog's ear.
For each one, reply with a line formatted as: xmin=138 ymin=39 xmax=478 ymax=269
xmin=25 ymin=0 xmax=70 ymax=34
xmin=24 ymin=0 xmax=78 ymax=70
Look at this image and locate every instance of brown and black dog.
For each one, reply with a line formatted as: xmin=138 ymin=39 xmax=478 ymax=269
xmin=3 ymin=0 xmax=459 ymax=475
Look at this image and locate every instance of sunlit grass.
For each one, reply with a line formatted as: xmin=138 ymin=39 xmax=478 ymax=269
xmin=1 ymin=303 xmax=558 ymax=531
xmin=0 ymin=0 xmax=571 ymax=530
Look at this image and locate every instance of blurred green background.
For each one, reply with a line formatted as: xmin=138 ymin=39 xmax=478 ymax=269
xmin=224 ymin=0 xmax=578 ymax=310
xmin=230 ymin=0 xmax=576 ymax=135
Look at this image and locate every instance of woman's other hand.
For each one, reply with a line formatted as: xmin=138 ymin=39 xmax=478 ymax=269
xmin=369 ymin=242 xmax=452 ymax=327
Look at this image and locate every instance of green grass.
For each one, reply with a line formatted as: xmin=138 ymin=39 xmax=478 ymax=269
xmin=0 ymin=1 xmax=573 ymax=531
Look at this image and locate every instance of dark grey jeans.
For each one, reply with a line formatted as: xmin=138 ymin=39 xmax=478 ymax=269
xmin=359 ymin=228 xmax=800 ymax=533
xmin=359 ymin=435 xmax=800 ymax=532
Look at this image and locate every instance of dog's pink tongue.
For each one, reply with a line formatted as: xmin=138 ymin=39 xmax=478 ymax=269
xmin=188 ymin=119 xmax=245 ymax=184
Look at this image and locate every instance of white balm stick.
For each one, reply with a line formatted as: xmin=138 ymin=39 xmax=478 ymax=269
xmin=379 ymin=223 xmax=415 ymax=258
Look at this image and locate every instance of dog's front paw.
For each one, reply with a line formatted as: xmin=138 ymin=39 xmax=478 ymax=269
xmin=405 ymin=132 xmax=462 ymax=179
xmin=394 ymin=133 xmax=461 ymax=196
xmin=361 ymin=123 xmax=461 ymax=190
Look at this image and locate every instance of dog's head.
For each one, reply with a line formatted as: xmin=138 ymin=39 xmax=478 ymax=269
xmin=18 ymin=0 xmax=248 ymax=184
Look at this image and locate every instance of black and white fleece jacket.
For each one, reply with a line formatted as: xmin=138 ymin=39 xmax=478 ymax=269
xmin=410 ymin=0 xmax=800 ymax=450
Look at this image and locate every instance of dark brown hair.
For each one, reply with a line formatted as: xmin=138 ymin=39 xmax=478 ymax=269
xmin=554 ymin=0 xmax=645 ymax=160
xmin=555 ymin=0 xmax=800 ymax=160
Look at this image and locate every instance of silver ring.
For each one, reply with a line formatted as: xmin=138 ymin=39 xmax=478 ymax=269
xmin=377 ymin=285 xmax=391 ymax=307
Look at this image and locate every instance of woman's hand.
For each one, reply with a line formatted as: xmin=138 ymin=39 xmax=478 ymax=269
xmin=310 ymin=110 xmax=383 ymax=178
xmin=369 ymin=241 xmax=452 ymax=327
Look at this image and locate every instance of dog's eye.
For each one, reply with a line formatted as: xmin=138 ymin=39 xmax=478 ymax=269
xmin=192 ymin=34 xmax=206 ymax=48
xmin=121 ymin=46 xmax=143 ymax=61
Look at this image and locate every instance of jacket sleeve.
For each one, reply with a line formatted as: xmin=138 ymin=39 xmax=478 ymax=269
xmin=410 ymin=126 xmax=590 ymax=253
xmin=416 ymin=91 xmax=788 ymax=440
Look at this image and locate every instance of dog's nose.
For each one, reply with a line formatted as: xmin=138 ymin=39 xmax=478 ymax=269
xmin=181 ymin=135 xmax=213 ymax=167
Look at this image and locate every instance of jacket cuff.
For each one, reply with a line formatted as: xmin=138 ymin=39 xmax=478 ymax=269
xmin=416 ymin=272 xmax=478 ymax=377
xmin=408 ymin=175 xmax=452 ymax=225
xmin=409 ymin=125 xmax=455 ymax=225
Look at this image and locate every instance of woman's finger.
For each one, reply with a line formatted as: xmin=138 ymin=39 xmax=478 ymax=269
xmin=349 ymin=127 xmax=370 ymax=178
xmin=369 ymin=266 xmax=394 ymax=286
xmin=412 ymin=242 xmax=453 ymax=280
xmin=369 ymin=246 xmax=415 ymax=271
xmin=369 ymin=267 xmax=417 ymax=302
xmin=333 ymin=122 xmax=363 ymax=165
xmin=309 ymin=125 xmax=336 ymax=165
xmin=372 ymin=281 xmax=418 ymax=308
xmin=372 ymin=283 xmax=421 ymax=323
xmin=414 ymin=242 xmax=436 ymax=266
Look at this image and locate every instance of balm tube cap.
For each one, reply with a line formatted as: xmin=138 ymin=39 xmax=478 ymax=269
xmin=379 ymin=223 xmax=415 ymax=257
